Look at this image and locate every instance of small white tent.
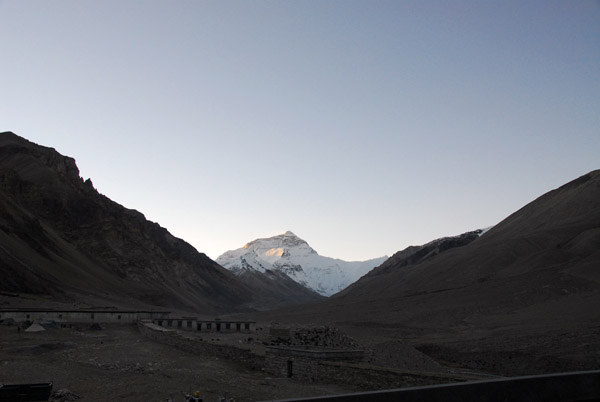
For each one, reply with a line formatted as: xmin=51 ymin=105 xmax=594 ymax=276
xmin=24 ymin=323 xmax=46 ymax=332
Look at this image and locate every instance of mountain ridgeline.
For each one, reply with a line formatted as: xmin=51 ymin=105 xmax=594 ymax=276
xmin=253 ymin=170 xmax=600 ymax=375
xmin=2 ymin=128 xmax=599 ymax=367
xmin=363 ymin=229 xmax=484 ymax=279
xmin=275 ymin=170 xmax=600 ymax=341
xmin=0 ymin=132 xmax=321 ymax=312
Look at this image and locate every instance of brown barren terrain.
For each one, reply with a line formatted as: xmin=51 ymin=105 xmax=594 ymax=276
xmin=0 ymin=323 xmax=359 ymax=402
xmin=1 ymin=132 xmax=598 ymax=400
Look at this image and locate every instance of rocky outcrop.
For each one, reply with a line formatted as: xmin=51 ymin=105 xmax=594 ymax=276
xmin=365 ymin=229 xmax=483 ymax=277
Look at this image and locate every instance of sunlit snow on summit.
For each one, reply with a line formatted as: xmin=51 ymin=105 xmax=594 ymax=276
xmin=217 ymin=231 xmax=387 ymax=296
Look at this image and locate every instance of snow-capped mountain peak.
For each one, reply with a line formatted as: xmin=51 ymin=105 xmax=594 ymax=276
xmin=243 ymin=231 xmax=308 ymax=248
xmin=217 ymin=231 xmax=387 ymax=296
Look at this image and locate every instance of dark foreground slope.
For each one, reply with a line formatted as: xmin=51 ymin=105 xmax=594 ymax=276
xmin=0 ymin=132 xmax=320 ymax=312
xmin=261 ymin=170 xmax=600 ymax=374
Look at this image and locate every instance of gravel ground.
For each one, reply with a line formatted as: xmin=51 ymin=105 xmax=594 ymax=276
xmin=5 ymin=318 xmax=592 ymax=401
xmin=0 ymin=324 xmax=358 ymax=402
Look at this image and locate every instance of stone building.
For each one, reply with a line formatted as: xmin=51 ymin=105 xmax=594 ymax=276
xmin=0 ymin=309 xmax=170 ymax=324
xmin=265 ymin=345 xmax=364 ymax=380
xmin=0 ymin=309 xmax=256 ymax=334
xmin=152 ymin=317 xmax=256 ymax=333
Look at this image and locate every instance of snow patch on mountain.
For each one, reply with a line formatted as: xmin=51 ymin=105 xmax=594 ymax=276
xmin=216 ymin=231 xmax=388 ymax=296
xmin=478 ymin=226 xmax=494 ymax=236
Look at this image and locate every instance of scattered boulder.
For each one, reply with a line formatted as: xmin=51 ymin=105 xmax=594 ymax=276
xmin=270 ymin=326 xmax=362 ymax=349
xmin=0 ymin=318 xmax=16 ymax=326
xmin=89 ymin=323 xmax=102 ymax=331
xmin=50 ymin=389 xmax=80 ymax=401
xmin=41 ymin=320 xmax=60 ymax=329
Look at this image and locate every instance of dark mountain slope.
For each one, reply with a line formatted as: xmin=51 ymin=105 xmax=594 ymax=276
xmin=359 ymin=229 xmax=483 ymax=279
xmin=0 ymin=132 xmax=320 ymax=312
xmin=235 ymin=269 xmax=324 ymax=310
xmin=257 ymin=170 xmax=600 ymax=374
xmin=325 ymin=170 xmax=600 ymax=327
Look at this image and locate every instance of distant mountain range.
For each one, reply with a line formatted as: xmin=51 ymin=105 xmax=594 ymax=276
xmin=0 ymin=132 xmax=321 ymax=312
xmin=217 ymin=231 xmax=388 ymax=296
xmin=3 ymin=130 xmax=599 ymax=376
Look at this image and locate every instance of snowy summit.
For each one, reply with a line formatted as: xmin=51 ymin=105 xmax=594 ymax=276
xmin=216 ymin=231 xmax=387 ymax=296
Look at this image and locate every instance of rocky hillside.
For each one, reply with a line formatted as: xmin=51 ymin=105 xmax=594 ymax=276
xmin=362 ymin=229 xmax=484 ymax=278
xmin=0 ymin=132 xmax=320 ymax=312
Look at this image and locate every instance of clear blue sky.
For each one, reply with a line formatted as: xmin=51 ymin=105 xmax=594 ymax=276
xmin=1 ymin=1 xmax=599 ymax=261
